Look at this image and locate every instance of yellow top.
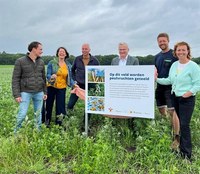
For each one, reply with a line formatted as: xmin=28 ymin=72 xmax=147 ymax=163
xmin=53 ymin=64 xmax=68 ymax=89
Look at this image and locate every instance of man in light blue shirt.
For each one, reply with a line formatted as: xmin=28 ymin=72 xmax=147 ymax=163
xmin=111 ymin=42 xmax=139 ymax=66
xmin=111 ymin=42 xmax=139 ymax=142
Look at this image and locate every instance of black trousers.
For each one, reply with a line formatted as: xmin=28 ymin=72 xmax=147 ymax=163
xmin=42 ymin=101 xmax=46 ymax=123
xmin=46 ymin=87 xmax=66 ymax=125
xmin=174 ymin=95 xmax=195 ymax=159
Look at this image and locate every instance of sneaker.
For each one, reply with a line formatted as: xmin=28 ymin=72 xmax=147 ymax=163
xmin=171 ymin=139 xmax=180 ymax=150
xmin=183 ymin=157 xmax=192 ymax=164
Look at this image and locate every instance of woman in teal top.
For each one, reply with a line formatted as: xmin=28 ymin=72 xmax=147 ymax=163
xmin=155 ymin=41 xmax=200 ymax=162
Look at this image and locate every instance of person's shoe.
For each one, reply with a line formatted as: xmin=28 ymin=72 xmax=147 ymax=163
xmin=171 ymin=134 xmax=180 ymax=150
xmin=171 ymin=139 xmax=180 ymax=150
xmin=45 ymin=119 xmax=50 ymax=128
xmin=183 ymin=157 xmax=192 ymax=164
xmin=125 ymin=146 xmax=136 ymax=153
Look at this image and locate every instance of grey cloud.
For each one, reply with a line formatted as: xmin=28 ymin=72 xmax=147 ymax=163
xmin=0 ymin=0 xmax=199 ymax=57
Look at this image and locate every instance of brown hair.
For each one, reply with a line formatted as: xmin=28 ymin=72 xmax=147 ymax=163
xmin=28 ymin=41 xmax=42 ymax=52
xmin=173 ymin=41 xmax=192 ymax=59
xmin=157 ymin=33 xmax=169 ymax=41
xmin=56 ymin=47 xmax=69 ymax=59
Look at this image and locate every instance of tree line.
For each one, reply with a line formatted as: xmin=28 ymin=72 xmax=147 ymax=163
xmin=0 ymin=52 xmax=200 ymax=65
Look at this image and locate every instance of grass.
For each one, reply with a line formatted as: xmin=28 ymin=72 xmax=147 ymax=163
xmin=0 ymin=65 xmax=200 ymax=173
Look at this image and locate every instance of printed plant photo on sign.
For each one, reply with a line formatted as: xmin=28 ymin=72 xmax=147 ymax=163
xmin=88 ymin=83 xmax=104 ymax=97
xmin=87 ymin=97 xmax=104 ymax=111
xmin=88 ymin=68 xmax=105 ymax=82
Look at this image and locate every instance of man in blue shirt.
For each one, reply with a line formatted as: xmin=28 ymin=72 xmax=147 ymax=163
xmin=155 ymin=33 xmax=180 ymax=149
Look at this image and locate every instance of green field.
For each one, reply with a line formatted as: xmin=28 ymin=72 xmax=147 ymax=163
xmin=0 ymin=65 xmax=200 ymax=173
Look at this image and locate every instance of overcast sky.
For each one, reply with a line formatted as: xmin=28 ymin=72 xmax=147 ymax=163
xmin=0 ymin=0 xmax=199 ymax=57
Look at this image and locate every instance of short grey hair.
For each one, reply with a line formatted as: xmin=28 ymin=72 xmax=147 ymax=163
xmin=118 ymin=42 xmax=129 ymax=49
xmin=82 ymin=43 xmax=90 ymax=49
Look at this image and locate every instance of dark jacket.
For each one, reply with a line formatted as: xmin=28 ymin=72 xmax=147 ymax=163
xmin=72 ymin=54 xmax=99 ymax=85
xmin=12 ymin=55 xmax=47 ymax=98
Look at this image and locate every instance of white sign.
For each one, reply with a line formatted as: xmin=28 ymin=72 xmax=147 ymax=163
xmin=85 ymin=65 xmax=155 ymax=119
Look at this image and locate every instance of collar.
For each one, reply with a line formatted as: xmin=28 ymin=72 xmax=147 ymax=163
xmin=119 ymin=55 xmax=128 ymax=61
xmin=83 ymin=55 xmax=90 ymax=59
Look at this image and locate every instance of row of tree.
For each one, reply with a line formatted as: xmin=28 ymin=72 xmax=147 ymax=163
xmin=0 ymin=52 xmax=200 ymax=65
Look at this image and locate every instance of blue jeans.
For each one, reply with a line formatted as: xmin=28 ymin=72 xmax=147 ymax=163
xmin=15 ymin=92 xmax=44 ymax=132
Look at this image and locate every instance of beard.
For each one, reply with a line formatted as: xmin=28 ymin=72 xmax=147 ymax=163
xmin=159 ymin=44 xmax=168 ymax=51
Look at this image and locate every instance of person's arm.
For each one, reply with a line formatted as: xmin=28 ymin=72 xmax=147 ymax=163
xmin=111 ymin=57 xmax=120 ymax=66
xmin=187 ymin=63 xmax=200 ymax=96
xmin=42 ymin=63 xmax=47 ymax=97
xmin=134 ymin=57 xmax=139 ymax=65
xmin=156 ymin=77 xmax=171 ymax=85
xmin=111 ymin=59 xmax=114 ymax=65
xmin=128 ymin=56 xmax=139 ymax=65
xmin=46 ymin=62 xmax=53 ymax=81
xmin=182 ymin=91 xmax=193 ymax=98
xmin=66 ymin=61 xmax=75 ymax=88
xmin=154 ymin=55 xmax=158 ymax=69
xmin=94 ymin=57 xmax=100 ymax=65
xmin=155 ymin=67 xmax=172 ymax=85
xmin=156 ymin=61 xmax=177 ymax=85
xmin=71 ymin=85 xmax=85 ymax=100
xmin=71 ymin=58 xmax=77 ymax=81
xmin=12 ymin=59 xmax=22 ymax=100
